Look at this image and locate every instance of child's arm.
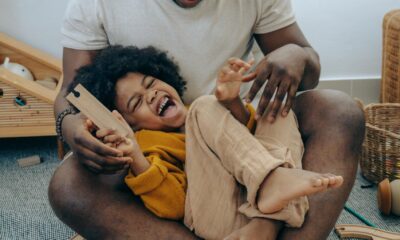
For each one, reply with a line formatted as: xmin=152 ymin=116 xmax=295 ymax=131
xmin=96 ymin=111 xmax=186 ymax=220
xmin=93 ymin=111 xmax=150 ymax=176
xmin=215 ymin=58 xmax=256 ymax=126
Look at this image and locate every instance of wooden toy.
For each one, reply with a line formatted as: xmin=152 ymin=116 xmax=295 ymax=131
xmin=335 ymin=224 xmax=400 ymax=240
xmin=377 ymin=178 xmax=400 ymax=216
xmin=66 ymin=84 xmax=131 ymax=136
xmin=0 ymin=33 xmax=63 ymax=156
xmin=1 ymin=57 xmax=34 ymax=81
xmin=70 ymin=233 xmax=85 ymax=240
xmin=17 ymin=155 xmax=41 ymax=168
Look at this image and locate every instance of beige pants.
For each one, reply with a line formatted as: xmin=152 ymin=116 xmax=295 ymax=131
xmin=184 ymin=96 xmax=308 ymax=240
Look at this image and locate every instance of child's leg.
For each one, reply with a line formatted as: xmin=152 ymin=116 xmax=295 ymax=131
xmin=246 ymin=108 xmax=342 ymax=217
xmin=237 ymin=107 xmax=309 ymax=227
xmin=184 ymin=96 xmax=340 ymax=239
xmin=185 ymin=96 xmax=287 ymax=239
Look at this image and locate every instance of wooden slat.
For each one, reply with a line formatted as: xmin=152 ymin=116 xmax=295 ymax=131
xmin=66 ymin=84 xmax=130 ymax=136
xmin=0 ymin=32 xmax=61 ymax=72
xmin=0 ymin=68 xmax=55 ymax=103
xmin=0 ymin=126 xmax=56 ymax=137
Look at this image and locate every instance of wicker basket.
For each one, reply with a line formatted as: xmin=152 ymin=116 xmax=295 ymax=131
xmin=381 ymin=9 xmax=400 ymax=103
xmin=361 ymin=103 xmax=400 ymax=183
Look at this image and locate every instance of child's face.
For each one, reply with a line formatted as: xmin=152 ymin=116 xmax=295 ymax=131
xmin=114 ymin=72 xmax=187 ymax=132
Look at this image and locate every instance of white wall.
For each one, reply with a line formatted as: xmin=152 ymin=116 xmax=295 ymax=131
xmin=293 ymin=0 xmax=400 ymax=81
xmin=0 ymin=0 xmax=399 ymax=81
xmin=0 ymin=0 xmax=69 ymax=59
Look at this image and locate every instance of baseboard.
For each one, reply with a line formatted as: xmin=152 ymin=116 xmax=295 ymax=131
xmin=317 ymin=77 xmax=381 ymax=104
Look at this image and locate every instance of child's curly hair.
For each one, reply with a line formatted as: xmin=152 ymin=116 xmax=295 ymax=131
xmin=68 ymin=45 xmax=186 ymax=110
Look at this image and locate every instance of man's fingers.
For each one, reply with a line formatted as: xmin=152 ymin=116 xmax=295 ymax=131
xmin=246 ymin=77 xmax=265 ymax=103
xmin=76 ymin=130 xmax=122 ymax=157
xmin=82 ymin=159 xmax=103 ymax=173
xmin=76 ymin=148 xmax=107 ymax=167
xmin=103 ymin=156 xmax=130 ymax=167
xmin=245 ymin=64 xmax=271 ymax=102
xmin=255 ymin=77 xmax=278 ymax=118
xmin=267 ymin=82 xmax=290 ymax=122
xmin=101 ymin=164 xmax=129 ymax=175
xmin=282 ymin=85 xmax=298 ymax=116
xmin=85 ymin=119 xmax=97 ymax=132
xmin=78 ymin=148 xmax=129 ymax=169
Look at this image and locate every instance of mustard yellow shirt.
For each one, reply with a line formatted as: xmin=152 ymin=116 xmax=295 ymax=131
xmin=124 ymin=104 xmax=256 ymax=220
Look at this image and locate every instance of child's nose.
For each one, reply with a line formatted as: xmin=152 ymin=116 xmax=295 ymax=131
xmin=147 ymin=89 xmax=158 ymax=104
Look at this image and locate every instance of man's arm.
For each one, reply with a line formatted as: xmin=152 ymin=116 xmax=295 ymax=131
xmin=55 ymin=48 xmax=97 ymax=116
xmin=55 ymin=48 xmax=127 ymax=173
xmin=247 ymin=23 xmax=321 ymax=121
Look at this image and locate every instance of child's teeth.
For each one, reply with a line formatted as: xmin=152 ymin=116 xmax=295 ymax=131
xmin=158 ymin=97 xmax=168 ymax=115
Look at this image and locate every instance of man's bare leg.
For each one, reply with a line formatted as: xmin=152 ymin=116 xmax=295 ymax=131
xmin=278 ymin=89 xmax=365 ymax=239
xmin=48 ymin=154 xmax=198 ymax=240
xmin=257 ymin=168 xmax=343 ymax=214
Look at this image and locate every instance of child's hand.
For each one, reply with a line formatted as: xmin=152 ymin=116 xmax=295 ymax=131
xmin=94 ymin=110 xmax=138 ymax=157
xmin=215 ymin=58 xmax=256 ymax=103
xmin=111 ymin=110 xmax=135 ymax=139
xmin=96 ymin=128 xmax=135 ymax=156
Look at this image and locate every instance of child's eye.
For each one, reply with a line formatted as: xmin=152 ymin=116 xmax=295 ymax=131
xmin=147 ymin=78 xmax=156 ymax=88
xmin=131 ymin=96 xmax=142 ymax=112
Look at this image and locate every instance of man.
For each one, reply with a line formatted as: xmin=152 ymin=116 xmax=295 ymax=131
xmin=49 ymin=0 xmax=365 ymax=239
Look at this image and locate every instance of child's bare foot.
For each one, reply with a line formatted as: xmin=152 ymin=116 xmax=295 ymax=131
xmin=257 ymin=167 xmax=343 ymax=214
xmin=224 ymin=218 xmax=282 ymax=240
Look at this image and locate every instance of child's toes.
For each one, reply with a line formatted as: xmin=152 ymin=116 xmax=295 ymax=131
xmin=312 ymin=178 xmax=323 ymax=187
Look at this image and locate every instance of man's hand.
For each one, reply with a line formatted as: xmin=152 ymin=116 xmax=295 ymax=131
xmin=62 ymin=113 xmax=129 ymax=174
xmin=245 ymin=44 xmax=309 ymax=122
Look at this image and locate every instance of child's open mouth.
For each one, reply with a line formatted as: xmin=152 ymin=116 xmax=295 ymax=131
xmin=157 ymin=96 xmax=177 ymax=117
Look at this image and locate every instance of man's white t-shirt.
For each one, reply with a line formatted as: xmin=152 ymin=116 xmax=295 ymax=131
xmin=62 ymin=0 xmax=295 ymax=103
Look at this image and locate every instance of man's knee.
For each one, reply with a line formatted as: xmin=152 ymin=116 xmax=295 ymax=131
xmin=295 ymin=89 xmax=365 ymax=148
xmin=48 ymin=157 xmax=84 ymax=224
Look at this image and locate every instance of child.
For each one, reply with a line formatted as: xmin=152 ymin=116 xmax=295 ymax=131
xmin=68 ymin=45 xmax=343 ymax=239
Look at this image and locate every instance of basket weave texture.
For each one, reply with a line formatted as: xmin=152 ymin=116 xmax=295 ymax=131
xmin=361 ymin=103 xmax=400 ymax=183
xmin=381 ymin=9 xmax=400 ymax=103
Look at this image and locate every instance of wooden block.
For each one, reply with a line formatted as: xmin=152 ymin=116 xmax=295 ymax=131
xmin=70 ymin=234 xmax=85 ymax=240
xmin=17 ymin=155 xmax=41 ymax=168
xmin=36 ymin=79 xmax=57 ymax=90
xmin=66 ymin=84 xmax=130 ymax=136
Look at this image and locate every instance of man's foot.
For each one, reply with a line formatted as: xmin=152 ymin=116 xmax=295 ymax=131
xmin=257 ymin=167 xmax=344 ymax=214
xmin=224 ymin=218 xmax=282 ymax=240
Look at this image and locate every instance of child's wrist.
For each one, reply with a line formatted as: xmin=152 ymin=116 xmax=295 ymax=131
xmin=218 ymin=96 xmax=242 ymax=108
xmin=129 ymin=155 xmax=151 ymax=176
